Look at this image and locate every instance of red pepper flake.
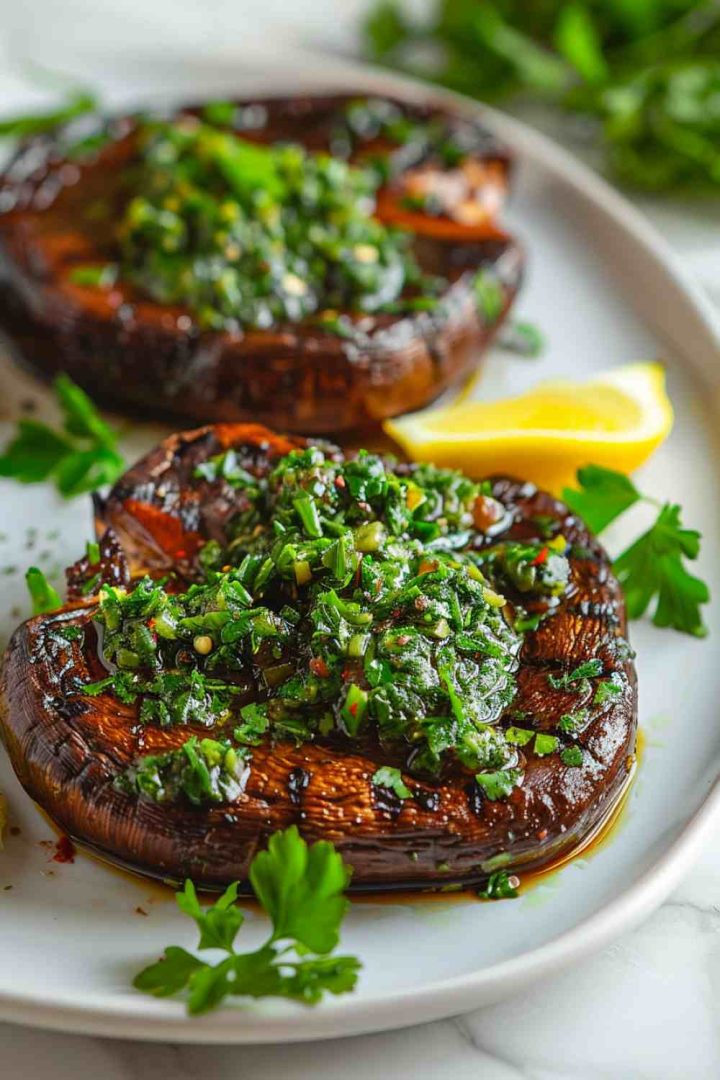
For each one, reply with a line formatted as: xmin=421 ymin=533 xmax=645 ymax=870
xmin=349 ymin=702 xmax=359 ymax=717
xmin=309 ymin=657 xmax=330 ymax=678
xmin=52 ymin=836 xmax=76 ymax=864
xmin=531 ymin=547 xmax=549 ymax=567
xmin=334 ymin=475 xmax=346 ymax=489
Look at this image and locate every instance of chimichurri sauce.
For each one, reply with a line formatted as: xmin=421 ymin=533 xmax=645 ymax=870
xmin=107 ymin=99 xmax=491 ymax=333
xmin=84 ymin=448 xmax=572 ymax=806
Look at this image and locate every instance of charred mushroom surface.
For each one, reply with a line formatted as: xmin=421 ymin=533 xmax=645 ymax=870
xmin=0 ymin=94 xmax=522 ymax=433
xmin=0 ymin=425 xmax=636 ymax=889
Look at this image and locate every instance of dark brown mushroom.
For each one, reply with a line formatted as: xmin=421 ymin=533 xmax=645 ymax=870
xmin=0 ymin=94 xmax=522 ymax=434
xmin=0 ymin=424 xmax=637 ymax=890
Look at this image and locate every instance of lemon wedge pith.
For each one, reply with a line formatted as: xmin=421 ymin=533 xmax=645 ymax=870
xmin=384 ymin=363 xmax=673 ymax=493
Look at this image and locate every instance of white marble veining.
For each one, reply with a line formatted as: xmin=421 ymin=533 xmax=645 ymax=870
xmin=1 ymin=5 xmax=720 ymax=1077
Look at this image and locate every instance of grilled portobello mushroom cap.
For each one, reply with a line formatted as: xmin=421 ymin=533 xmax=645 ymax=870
xmin=0 ymin=94 xmax=522 ymax=434
xmin=0 ymin=424 xmax=636 ymax=890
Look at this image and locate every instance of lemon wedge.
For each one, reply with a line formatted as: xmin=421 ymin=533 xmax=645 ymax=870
xmin=384 ymin=363 xmax=673 ymax=492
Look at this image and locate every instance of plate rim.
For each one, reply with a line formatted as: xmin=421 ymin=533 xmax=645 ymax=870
xmin=1 ymin=46 xmax=719 ymax=1042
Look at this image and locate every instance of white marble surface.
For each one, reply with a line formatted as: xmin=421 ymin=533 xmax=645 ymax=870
xmin=1 ymin=4 xmax=720 ymax=1077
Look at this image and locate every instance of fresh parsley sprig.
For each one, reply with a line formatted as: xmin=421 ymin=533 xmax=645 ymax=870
xmin=563 ymin=465 xmax=709 ymax=637
xmin=0 ymin=375 xmax=125 ymax=497
xmin=364 ymin=2 xmax=720 ymax=192
xmin=133 ymin=826 xmax=361 ymax=1015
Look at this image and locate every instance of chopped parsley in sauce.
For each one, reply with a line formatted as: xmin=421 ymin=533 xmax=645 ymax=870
xmin=90 ymin=448 xmax=580 ymax=805
xmin=57 ymin=97 xmax=514 ymax=335
xmin=118 ymin=113 xmax=442 ymax=332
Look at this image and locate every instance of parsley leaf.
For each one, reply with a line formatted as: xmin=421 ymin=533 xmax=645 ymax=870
xmin=475 ymin=767 xmax=523 ymax=801
xmin=558 ymin=708 xmax=588 ymax=734
xmin=176 ymin=880 xmax=245 ymax=951
xmin=614 ymin=503 xmax=709 ymax=637
xmin=548 ymin=659 xmax=603 ymax=691
xmin=504 ymin=726 xmax=535 ymax=746
xmin=25 ymin=567 xmax=61 ymax=615
xmin=554 ymin=2 xmax=608 ymax=85
xmin=249 ymin=826 xmax=351 ymax=954
xmin=133 ymin=826 xmax=360 ymax=1015
xmin=497 ymin=319 xmax=546 ymax=358
xmin=0 ymin=375 xmax=124 ymax=497
xmin=0 ymin=90 xmax=98 ymax=139
xmin=364 ymin=4 xmax=720 ymax=192
xmin=372 ymin=765 xmax=413 ymax=800
xmin=561 ymin=746 xmax=584 ymax=767
xmin=564 ymin=466 xmax=709 ymax=637
xmin=133 ymin=946 xmax=204 ymax=998
xmin=533 ymin=732 xmax=559 ymax=757
xmin=593 ymin=674 xmax=623 ymax=705
xmin=562 ymin=465 xmax=641 ymax=534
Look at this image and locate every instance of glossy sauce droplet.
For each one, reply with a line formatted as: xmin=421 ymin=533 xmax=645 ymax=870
xmin=52 ymin=836 xmax=76 ymax=863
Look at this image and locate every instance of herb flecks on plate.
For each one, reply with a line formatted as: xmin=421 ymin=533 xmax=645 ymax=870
xmin=133 ymin=825 xmax=360 ymax=1014
xmin=86 ymin=447 xmax=574 ymax=805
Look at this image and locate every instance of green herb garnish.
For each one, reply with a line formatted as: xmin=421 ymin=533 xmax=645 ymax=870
xmin=25 ymin=567 xmax=61 ymax=615
xmin=533 ymin=732 xmax=559 ymax=757
xmin=477 ymin=539 xmax=569 ymax=598
xmin=497 ymin=320 xmax=546 ymax=357
xmin=372 ymin=766 xmax=412 ymax=800
xmin=473 ymin=269 xmax=505 ymax=324
xmin=119 ymin=119 xmax=435 ymax=332
xmin=504 ymin=726 xmax=535 ymax=746
xmin=364 ymin=2 xmax=720 ymax=192
xmin=0 ymin=375 xmax=124 ymax=497
xmin=560 ymin=746 xmax=584 ymax=767
xmin=0 ymin=89 xmax=98 ymax=139
xmin=133 ymin=826 xmax=360 ymax=1015
xmin=563 ymin=465 xmax=709 ymax=637
xmin=85 ymin=449 xmax=539 ymax=785
xmin=115 ymin=736 xmax=248 ymax=806
xmin=557 ymin=708 xmax=589 ymax=734
xmin=563 ymin=464 xmax=641 ymax=534
xmin=475 ymin=767 xmax=523 ymax=801
xmin=548 ymin=659 xmax=603 ymax=692
xmin=477 ymin=869 xmax=520 ymax=900
xmin=69 ymin=263 xmax=118 ymax=288
xmin=593 ymin=674 xmax=623 ymax=705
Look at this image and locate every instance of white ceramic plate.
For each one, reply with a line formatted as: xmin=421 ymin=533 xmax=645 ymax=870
xmin=1 ymin=49 xmax=719 ymax=1043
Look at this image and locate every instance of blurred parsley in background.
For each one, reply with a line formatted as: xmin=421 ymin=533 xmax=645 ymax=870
xmin=364 ymin=0 xmax=720 ymax=191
